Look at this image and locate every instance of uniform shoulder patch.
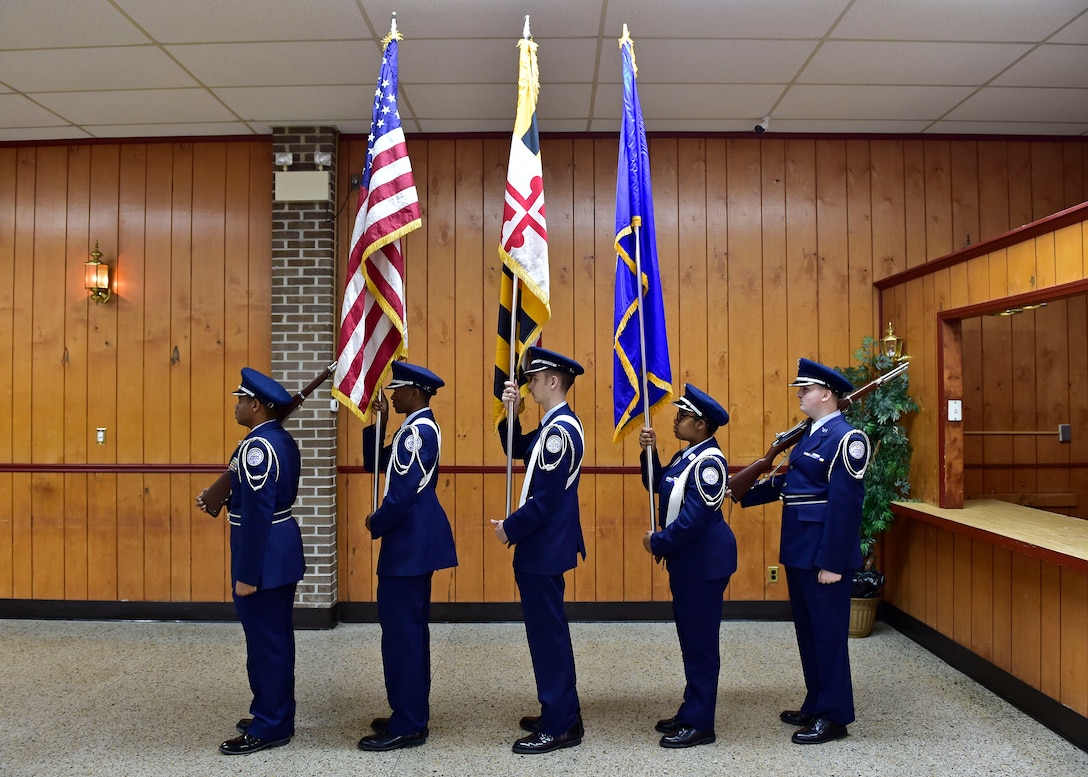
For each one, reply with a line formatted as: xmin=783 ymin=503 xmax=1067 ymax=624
xmin=537 ymin=424 xmax=572 ymax=471
xmin=839 ymin=430 xmax=871 ymax=479
xmin=240 ymin=437 xmax=277 ymax=489
xmin=693 ymin=457 xmax=727 ymax=508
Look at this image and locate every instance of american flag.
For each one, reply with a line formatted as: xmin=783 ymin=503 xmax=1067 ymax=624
xmin=333 ymin=32 xmax=421 ymax=422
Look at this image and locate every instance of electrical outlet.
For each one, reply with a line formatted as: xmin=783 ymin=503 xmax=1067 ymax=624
xmin=768 ymin=565 xmax=779 ymax=584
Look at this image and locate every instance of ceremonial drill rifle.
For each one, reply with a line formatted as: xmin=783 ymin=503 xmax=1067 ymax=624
xmin=727 ymin=361 xmax=909 ymax=501
xmin=197 ymin=362 xmax=336 ymax=517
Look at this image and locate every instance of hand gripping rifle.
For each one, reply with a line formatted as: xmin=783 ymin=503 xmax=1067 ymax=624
xmin=727 ymin=361 xmax=909 ymax=501
xmin=197 ymin=362 xmax=336 ymax=517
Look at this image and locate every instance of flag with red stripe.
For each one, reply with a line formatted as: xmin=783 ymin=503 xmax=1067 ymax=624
xmin=492 ymin=35 xmax=550 ymax=429
xmin=333 ymin=31 xmax=421 ymax=422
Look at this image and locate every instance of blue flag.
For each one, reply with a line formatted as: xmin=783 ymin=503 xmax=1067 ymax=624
xmin=613 ymin=33 xmax=672 ymax=442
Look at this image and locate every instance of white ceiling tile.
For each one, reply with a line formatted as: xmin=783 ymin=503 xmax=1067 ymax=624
xmin=801 ymin=41 xmax=1032 ymax=86
xmin=168 ymin=42 xmax=370 ymax=87
xmin=405 ymin=84 xmax=512 ymax=120
xmin=0 ymin=93 xmax=69 ymax=127
xmin=0 ymin=0 xmax=147 ymax=49
xmin=832 ymin=0 xmax=1088 ymax=42
xmin=945 ymin=87 xmax=1088 ymax=123
xmin=116 ymin=0 xmax=368 ymax=43
xmin=0 ymin=46 xmax=197 ymax=93
xmin=537 ymin=85 xmax=593 ymax=120
xmin=596 ymin=83 xmax=785 ymax=122
xmin=86 ymin=122 xmax=257 ymax=138
xmin=604 ymin=0 xmax=851 ymax=39
xmin=928 ymin=121 xmax=1088 ymax=136
xmin=0 ymin=126 xmax=93 ymax=141
xmin=33 ymin=88 xmax=235 ymax=125
xmin=358 ymin=0 xmax=605 ymax=39
xmin=1050 ymin=12 xmax=1088 ymax=43
xmin=399 ymin=38 xmax=598 ymax=85
xmin=409 ymin=119 xmax=514 ymax=134
xmin=992 ymin=44 xmax=1088 ymax=88
xmin=214 ymin=85 xmax=376 ymax=123
xmin=759 ymin=118 xmax=934 ymax=134
xmin=776 ymin=84 xmax=975 ymax=120
xmin=598 ymin=39 xmax=818 ymax=85
xmin=0 ymin=0 xmax=1083 ymax=141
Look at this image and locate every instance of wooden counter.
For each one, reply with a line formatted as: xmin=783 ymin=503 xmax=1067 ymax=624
xmin=892 ymin=499 xmax=1088 ymax=573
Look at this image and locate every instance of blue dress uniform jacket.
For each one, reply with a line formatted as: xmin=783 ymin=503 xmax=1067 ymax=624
xmin=741 ymin=412 xmax=870 ymax=726
xmin=499 ymin=403 xmax=586 ymax=737
xmin=644 ymin=439 xmax=737 ymax=580
xmin=363 ymin=407 xmax=457 ymax=736
xmin=227 ymin=419 xmax=304 ymax=742
xmin=363 ymin=408 xmax=458 ymax=576
xmin=499 ymin=404 xmax=586 ymax=575
xmin=741 ymin=414 xmax=868 ymax=574
xmin=642 ymin=438 xmax=737 ymax=732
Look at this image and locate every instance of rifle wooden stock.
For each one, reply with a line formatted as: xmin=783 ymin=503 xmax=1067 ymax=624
xmin=198 ymin=362 xmax=336 ymax=517
xmin=728 ymin=361 xmax=909 ymax=502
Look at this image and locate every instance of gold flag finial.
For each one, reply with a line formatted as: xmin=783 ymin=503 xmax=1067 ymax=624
xmin=381 ymin=11 xmax=403 ymax=47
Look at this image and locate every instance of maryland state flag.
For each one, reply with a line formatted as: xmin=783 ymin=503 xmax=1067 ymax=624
xmin=613 ymin=29 xmax=672 ymax=442
xmin=493 ymin=34 xmax=550 ymax=429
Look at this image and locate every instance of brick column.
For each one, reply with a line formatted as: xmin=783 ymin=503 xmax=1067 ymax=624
xmin=271 ymin=126 xmax=339 ymax=623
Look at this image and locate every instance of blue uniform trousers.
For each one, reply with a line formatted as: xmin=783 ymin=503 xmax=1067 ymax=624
xmin=515 ymin=571 xmax=580 ymax=736
xmin=233 ymin=582 xmax=297 ymax=741
xmin=377 ymin=573 xmax=434 ymax=735
xmin=786 ymin=566 xmax=855 ymax=725
xmin=669 ymin=576 xmax=729 ymax=732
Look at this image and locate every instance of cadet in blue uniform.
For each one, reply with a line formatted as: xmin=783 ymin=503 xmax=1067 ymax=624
xmin=738 ymin=358 xmax=870 ymax=745
xmin=638 ymin=385 xmax=737 ymax=749
xmin=357 ymin=362 xmax=457 ymax=752
xmin=207 ymin=368 xmax=305 ymax=755
xmin=492 ymin=347 xmax=586 ymax=755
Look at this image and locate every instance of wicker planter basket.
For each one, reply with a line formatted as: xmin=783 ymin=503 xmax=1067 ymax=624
xmin=848 ymin=596 xmax=881 ymax=638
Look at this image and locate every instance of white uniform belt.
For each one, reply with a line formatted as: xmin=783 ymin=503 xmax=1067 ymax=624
xmin=780 ymin=494 xmax=827 ymax=505
xmin=227 ymin=508 xmax=293 ymax=526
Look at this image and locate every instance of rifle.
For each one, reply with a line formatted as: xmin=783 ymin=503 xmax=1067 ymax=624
xmin=196 ymin=362 xmax=337 ymax=517
xmin=728 ymin=361 xmax=909 ymax=501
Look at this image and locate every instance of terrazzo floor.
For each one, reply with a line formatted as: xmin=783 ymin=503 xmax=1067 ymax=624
xmin=1 ymin=618 xmax=1084 ymax=777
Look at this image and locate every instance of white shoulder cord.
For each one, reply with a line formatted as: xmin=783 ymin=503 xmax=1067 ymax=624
xmin=518 ymin=414 xmax=585 ymax=508
xmin=383 ymin=417 xmax=441 ymax=498
xmin=663 ymin=448 xmax=727 ymax=526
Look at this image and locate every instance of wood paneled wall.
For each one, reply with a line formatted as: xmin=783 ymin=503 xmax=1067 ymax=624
xmin=2 ymin=136 xmax=1086 ymax=605
xmin=879 ymin=213 xmax=1087 ymax=507
xmin=962 ymin=298 xmax=1088 ymax=516
xmin=336 ymin=136 xmax=1088 ymax=604
xmin=0 ymin=141 xmax=272 ymax=602
xmin=884 ymin=516 xmax=1088 ymax=717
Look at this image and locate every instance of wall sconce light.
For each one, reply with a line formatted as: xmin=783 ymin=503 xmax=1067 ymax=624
xmin=273 ymin=152 xmax=293 ymax=171
xmin=313 ymin=151 xmax=332 ymax=171
xmin=881 ymin=322 xmax=906 ymax=361
xmin=85 ymin=241 xmax=111 ymax=304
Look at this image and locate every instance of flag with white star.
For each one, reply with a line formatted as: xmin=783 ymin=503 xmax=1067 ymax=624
xmin=333 ymin=32 xmax=421 ymax=422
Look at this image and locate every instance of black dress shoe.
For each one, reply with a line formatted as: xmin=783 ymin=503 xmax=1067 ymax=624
xmin=659 ymin=726 xmax=715 ymax=748
xmin=655 ymin=716 xmax=682 ymax=734
xmin=791 ymin=717 xmax=848 ymax=745
xmin=779 ymin=709 xmax=815 ymax=727
xmin=219 ymin=732 xmax=291 ymax=755
xmin=235 ymin=718 xmax=252 ymax=734
xmin=519 ymin=715 xmax=541 ymax=733
xmin=370 ymin=717 xmax=389 ymax=734
xmin=357 ymin=729 xmax=428 ymax=751
xmin=512 ymin=721 xmax=583 ymax=754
